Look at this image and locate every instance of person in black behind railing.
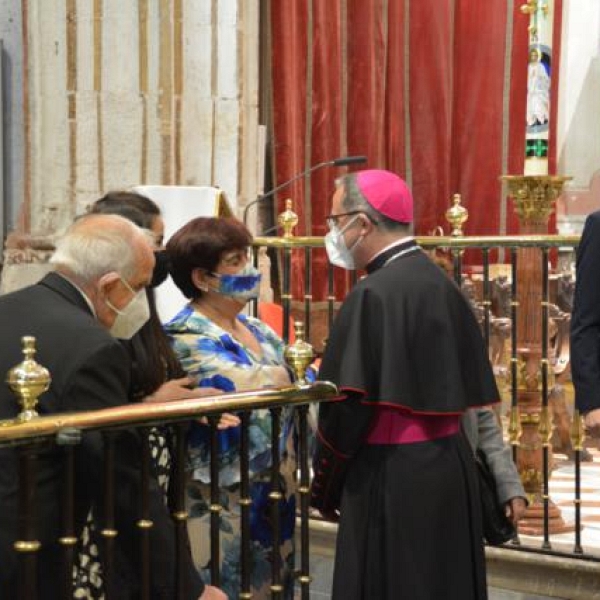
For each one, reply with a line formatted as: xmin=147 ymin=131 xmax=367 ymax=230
xmin=571 ymin=210 xmax=600 ymax=439
xmin=0 ymin=214 xmax=226 ymax=599
xmin=311 ymin=170 xmax=499 ymax=600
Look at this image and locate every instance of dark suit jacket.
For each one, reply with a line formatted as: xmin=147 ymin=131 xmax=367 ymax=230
xmin=0 ymin=272 xmax=203 ymax=599
xmin=571 ymin=211 xmax=600 ymax=414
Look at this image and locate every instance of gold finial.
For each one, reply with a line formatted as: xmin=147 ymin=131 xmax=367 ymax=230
xmin=520 ymin=0 xmax=538 ymax=15
xmin=508 ymin=405 xmax=522 ymax=448
xmin=283 ymin=321 xmax=315 ymax=384
xmin=278 ymin=199 xmax=298 ymax=238
xmin=569 ymin=409 xmax=586 ymax=452
xmin=445 ymin=193 xmax=468 ymax=236
xmin=6 ymin=336 xmax=51 ymax=422
xmin=520 ymin=1 xmax=549 ymax=18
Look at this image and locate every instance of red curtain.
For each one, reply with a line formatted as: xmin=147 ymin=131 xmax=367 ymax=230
xmin=269 ymin=0 xmax=562 ymax=299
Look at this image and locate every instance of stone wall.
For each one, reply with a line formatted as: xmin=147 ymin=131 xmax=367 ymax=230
xmin=1 ymin=0 xmax=261 ymax=293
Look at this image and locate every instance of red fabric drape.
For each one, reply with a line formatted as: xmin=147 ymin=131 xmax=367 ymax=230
xmin=408 ymin=1 xmax=454 ymax=234
xmin=269 ymin=0 xmax=562 ymax=299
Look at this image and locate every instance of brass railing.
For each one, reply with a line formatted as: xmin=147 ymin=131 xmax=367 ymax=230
xmin=0 ymin=377 xmax=338 ymax=600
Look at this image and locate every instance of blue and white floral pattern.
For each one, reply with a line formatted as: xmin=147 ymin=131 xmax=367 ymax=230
xmin=165 ymin=305 xmax=296 ymax=599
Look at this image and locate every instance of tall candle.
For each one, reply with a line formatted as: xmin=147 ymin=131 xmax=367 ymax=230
xmin=522 ymin=0 xmax=554 ymax=176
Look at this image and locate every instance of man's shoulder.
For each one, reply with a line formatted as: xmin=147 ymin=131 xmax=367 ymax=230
xmin=365 ymin=252 xmax=451 ymax=292
xmin=582 ymin=210 xmax=600 ymax=233
xmin=0 ymin=275 xmax=117 ymax=362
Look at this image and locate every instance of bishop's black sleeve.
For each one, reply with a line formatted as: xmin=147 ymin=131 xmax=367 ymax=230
xmin=571 ymin=211 xmax=600 ymax=414
xmin=310 ymin=391 xmax=374 ymax=514
xmin=310 ymin=287 xmax=377 ymax=515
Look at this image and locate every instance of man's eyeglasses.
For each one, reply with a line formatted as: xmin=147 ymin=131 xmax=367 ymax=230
xmin=326 ymin=211 xmax=377 ymax=229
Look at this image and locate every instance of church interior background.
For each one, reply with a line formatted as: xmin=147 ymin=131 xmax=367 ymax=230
xmin=0 ymin=1 xmax=600 ymax=598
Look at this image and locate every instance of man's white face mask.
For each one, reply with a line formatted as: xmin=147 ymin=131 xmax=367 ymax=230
xmin=324 ymin=214 xmax=364 ymax=270
xmin=106 ymin=276 xmax=150 ymax=339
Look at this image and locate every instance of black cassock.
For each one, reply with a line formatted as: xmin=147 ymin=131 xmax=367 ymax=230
xmin=311 ymin=239 xmax=499 ymax=600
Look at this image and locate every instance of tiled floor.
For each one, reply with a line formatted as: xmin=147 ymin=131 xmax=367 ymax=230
xmin=516 ymin=444 xmax=600 ymax=556
xmin=542 ymin=445 xmax=600 ymax=552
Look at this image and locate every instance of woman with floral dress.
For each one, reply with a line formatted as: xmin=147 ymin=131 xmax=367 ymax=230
xmin=165 ymin=217 xmax=297 ymax=599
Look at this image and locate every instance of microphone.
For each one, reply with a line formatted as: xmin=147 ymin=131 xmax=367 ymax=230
xmin=243 ymin=155 xmax=367 ymax=225
xmin=331 ymin=155 xmax=368 ymax=167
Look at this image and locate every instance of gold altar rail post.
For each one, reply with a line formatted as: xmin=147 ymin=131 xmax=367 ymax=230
xmin=496 ymin=0 xmax=572 ymax=541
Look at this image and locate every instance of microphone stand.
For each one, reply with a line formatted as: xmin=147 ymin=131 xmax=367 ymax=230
xmin=242 ymin=155 xmax=367 ymax=226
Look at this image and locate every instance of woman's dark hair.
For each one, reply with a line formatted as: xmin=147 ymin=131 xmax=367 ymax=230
xmin=90 ymin=191 xmax=160 ymax=228
xmin=167 ymin=217 xmax=253 ymax=300
xmin=128 ymin=293 xmax=186 ymax=399
xmin=88 ymin=190 xmax=185 ymax=397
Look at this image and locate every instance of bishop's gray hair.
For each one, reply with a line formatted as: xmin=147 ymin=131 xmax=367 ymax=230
xmin=50 ymin=214 xmax=141 ymax=283
xmin=335 ymin=174 xmax=412 ymax=235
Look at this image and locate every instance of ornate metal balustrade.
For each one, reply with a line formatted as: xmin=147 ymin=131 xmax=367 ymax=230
xmin=2 ymin=229 xmax=599 ymax=600
xmin=0 ymin=342 xmax=338 ymax=600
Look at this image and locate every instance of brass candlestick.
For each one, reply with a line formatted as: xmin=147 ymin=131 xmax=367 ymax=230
xmin=6 ymin=336 xmax=51 ymax=422
xmin=284 ymin=321 xmax=315 ymax=384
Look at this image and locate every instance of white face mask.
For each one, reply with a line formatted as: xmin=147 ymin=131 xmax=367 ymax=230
xmin=106 ymin=277 xmax=151 ymax=339
xmin=324 ymin=214 xmax=363 ymax=270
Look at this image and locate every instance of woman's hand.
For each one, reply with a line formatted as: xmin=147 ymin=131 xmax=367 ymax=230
xmin=144 ymin=378 xmax=222 ymax=403
xmin=198 ymin=585 xmax=228 ymax=600
xmin=584 ymin=407 xmax=600 ymax=438
xmin=199 ymin=413 xmax=241 ymax=430
xmin=505 ymin=497 xmax=527 ymax=524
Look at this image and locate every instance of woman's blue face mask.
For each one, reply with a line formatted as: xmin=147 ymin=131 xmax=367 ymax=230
xmin=210 ymin=263 xmax=262 ymax=301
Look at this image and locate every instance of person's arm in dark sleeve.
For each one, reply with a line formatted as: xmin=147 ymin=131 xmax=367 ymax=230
xmin=473 ymin=408 xmax=526 ymax=505
xmin=571 ymin=212 xmax=600 ymax=420
xmin=310 ymin=390 xmax=373 ymax=519
xmin=310 ymin=287 xmax=379 ymax=518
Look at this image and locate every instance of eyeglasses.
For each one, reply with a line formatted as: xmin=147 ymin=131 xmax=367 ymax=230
xmin=325 ymin=211 xmax=378 ymax=230
xmin=220 ymin=248 xmax=252 ymax=268
xmin=325 ymin=211 xmax=363 ymax=230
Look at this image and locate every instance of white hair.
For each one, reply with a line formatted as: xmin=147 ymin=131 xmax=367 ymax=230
xmin=50 ymin=214 xmax=143 ymax=283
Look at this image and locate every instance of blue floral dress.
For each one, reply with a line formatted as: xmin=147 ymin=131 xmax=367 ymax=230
xmin=165 ymin=305 xmax=297 ymax=599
